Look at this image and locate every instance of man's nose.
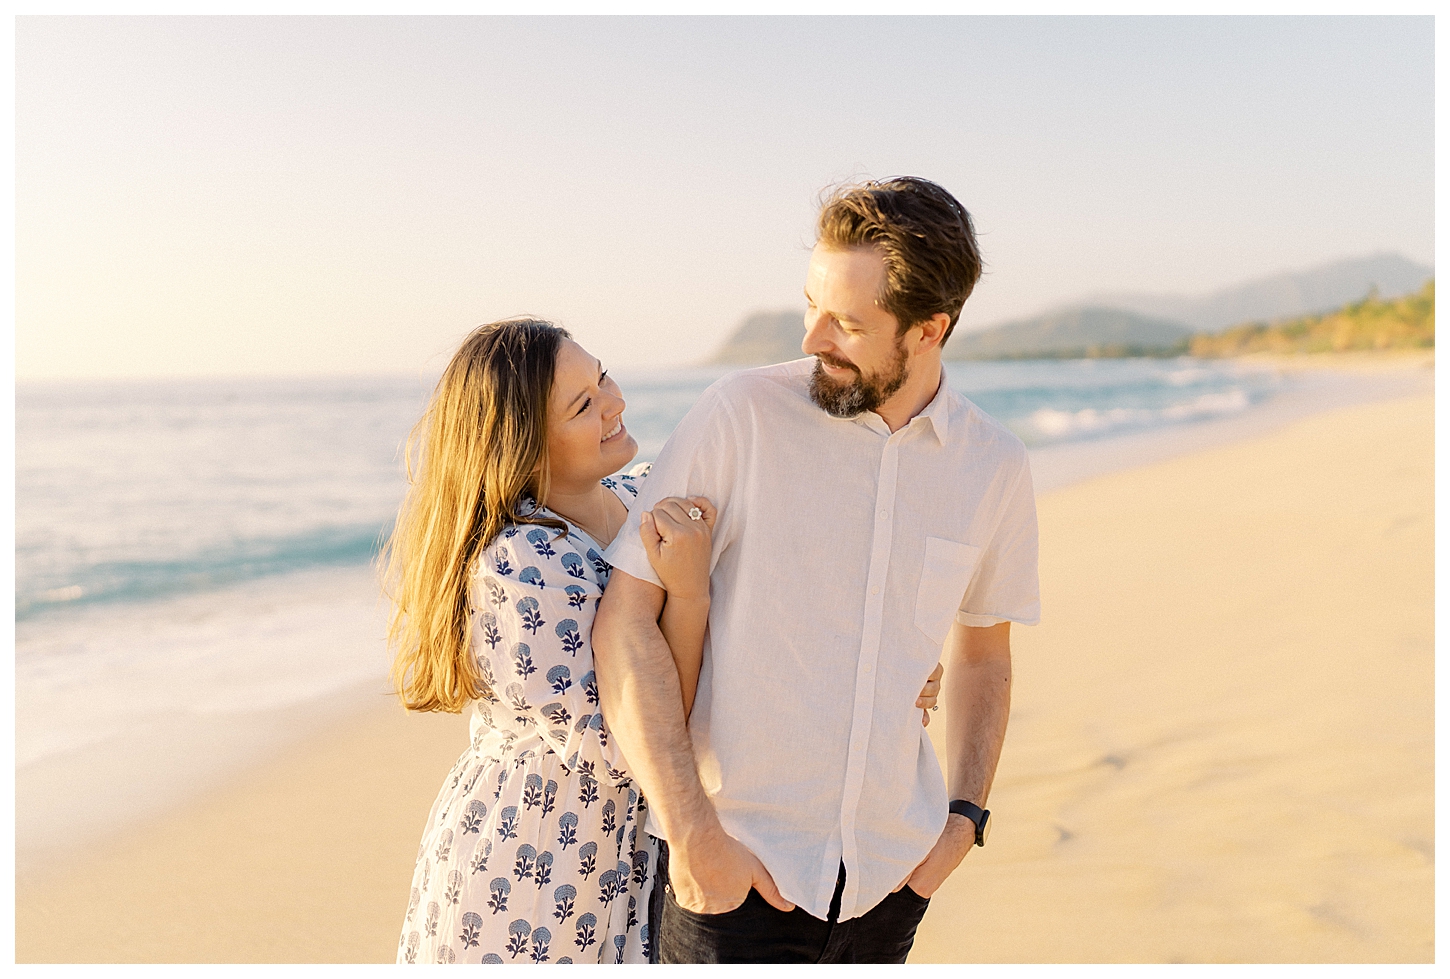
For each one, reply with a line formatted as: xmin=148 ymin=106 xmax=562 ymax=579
xmin=801 ymin=308 xmax=834 ymax=357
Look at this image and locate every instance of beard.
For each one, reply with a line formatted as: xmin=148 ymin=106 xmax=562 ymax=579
xmin=808 ymin=338 xmax=910 ymax=418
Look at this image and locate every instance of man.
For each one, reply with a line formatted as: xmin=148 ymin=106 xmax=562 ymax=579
xmin=593 ymin=176 xmax=1040 ymax=963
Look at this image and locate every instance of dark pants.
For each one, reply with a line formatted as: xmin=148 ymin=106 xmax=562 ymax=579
xmin=648 ymin=838 xmax=931 ymax=964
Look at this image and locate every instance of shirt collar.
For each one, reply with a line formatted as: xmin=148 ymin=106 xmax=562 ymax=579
xmin=917 ymin=369 xmax=952 ymax=445
xmin=845 ymin=369 xmax=952 ymax=444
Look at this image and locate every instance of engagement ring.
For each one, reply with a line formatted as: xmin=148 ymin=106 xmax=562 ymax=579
xmin=688 ymin=506 xmax=703 ymax=521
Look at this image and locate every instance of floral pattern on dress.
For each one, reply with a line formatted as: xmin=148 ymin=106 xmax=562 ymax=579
xmin=399 ymin=472 xmax=654 ymax=965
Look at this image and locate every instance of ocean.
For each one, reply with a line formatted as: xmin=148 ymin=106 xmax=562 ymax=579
xmin=13 ymin=359 xmax=1289 ymax=626
xmin=20 ymin=354 xmax=1377 ymax=857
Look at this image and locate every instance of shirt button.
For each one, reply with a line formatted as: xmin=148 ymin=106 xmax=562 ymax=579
xmin=871 ymin=586 xmax=880 ymax=595
xmin=879 ymin=510 xmax=888 ymax=520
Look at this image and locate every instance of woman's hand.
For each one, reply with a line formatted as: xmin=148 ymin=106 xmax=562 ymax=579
xmin=640 ymin=496 xmax=716 ymax=719
xmin=917 ymin=661 xmax=943 ymax=727
xmin=639 ymin=496 xmax=716 ymax=600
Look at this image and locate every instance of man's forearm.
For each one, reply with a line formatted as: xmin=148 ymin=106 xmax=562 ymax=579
xmin=943 ymin=620 xmax=1013 ymax=805
xmin=656 ymin=594 xmax=707 ymax=717
xmin=594 ymin=572 xmax=721 ymax=844
xmin=900 ymin=621 xmax=1014 ymax=895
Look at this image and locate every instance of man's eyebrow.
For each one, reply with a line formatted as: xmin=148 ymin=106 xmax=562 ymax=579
xmin=806 ymin=288 xmax=853 ymax=322
xmin=564 ymin=359 xmax=602 ymax=412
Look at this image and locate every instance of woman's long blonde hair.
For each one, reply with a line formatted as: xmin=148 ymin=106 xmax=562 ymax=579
xmin=384 ymin=318 xmax=571 ymax=713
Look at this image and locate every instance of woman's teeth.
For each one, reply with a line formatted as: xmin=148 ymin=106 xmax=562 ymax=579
xmin=601 ymin=420 xmax=623 ymax=442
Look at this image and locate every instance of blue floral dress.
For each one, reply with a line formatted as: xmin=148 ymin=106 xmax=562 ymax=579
xmin=398 ymin=472 xmax=655 ymax=965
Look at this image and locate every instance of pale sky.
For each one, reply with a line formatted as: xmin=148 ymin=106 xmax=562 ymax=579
xmin=16 ymin=15 xmax=1434 ymax=379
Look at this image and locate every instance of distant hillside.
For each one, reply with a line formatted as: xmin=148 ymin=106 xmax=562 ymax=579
xmin=943 ymin=307 xmax=1192 ymax=361
xmin=1091 ymin=253 xmax=1432 ymax=332
xmin=704 ymin=253 xmax=1435 ymax=364
xmin=1190 ymin=280 xmax=1434 ymax=356
xmin=706 ymin=309 xmax=805 ymax=365
xmin=704 ymin=306 xmax=1190 ymax=364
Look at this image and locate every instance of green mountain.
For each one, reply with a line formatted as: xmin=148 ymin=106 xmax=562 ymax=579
xmin=1092 ymin=252 xmax=1433 ymax=332
xmin=706 ymin=309 xmax=806 ymax=365
xmin=705 ymin=305 xmax=1191 ymax=364
xmin=1190 ymin=279 xmax=1434 ymax=356
xmin=943 ymin=307 xmax=1193 ymax=360
xmin=703 ymin=253 xmax=1433 ymax=365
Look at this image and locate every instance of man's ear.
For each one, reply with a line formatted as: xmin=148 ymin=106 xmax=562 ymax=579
xmin=911 ymin=313 xmax=952 ymax=353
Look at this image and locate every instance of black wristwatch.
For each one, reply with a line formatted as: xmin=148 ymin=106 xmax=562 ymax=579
xmin=949 ymin=799 xmax=991 ymax=847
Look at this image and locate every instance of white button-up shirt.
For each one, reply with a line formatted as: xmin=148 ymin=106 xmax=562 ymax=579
xmin=602 ymin=358 xmax=1040 ymax=922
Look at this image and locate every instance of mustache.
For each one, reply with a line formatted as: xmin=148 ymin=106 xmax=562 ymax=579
xmin=815 ymin=353 xmax=860 ymax=374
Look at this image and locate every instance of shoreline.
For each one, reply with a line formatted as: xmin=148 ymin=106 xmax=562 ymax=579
xmin=14 ymin=357 xmax=1434 ymax=962
xmin=16 ymin=687 xmax=471 ymax=963
xmin=23 ymin=357 xmax=1415 ymax=870
xmin=14 ymin=562 xmax=398 ymax=878
xmin=1027 ymin=351 xmax=1431 ymax=492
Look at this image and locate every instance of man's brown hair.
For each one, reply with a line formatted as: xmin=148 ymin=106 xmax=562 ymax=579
xmin=816 ymin=176 xmax=982 ymax=344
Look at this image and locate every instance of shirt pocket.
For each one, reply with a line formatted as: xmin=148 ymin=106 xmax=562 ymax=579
xmin=914 ymin=537 xmax=984 ymax=646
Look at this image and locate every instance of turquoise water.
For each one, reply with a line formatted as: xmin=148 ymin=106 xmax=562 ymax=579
xmin=15 ymin=358 xmax=1282 ymax=621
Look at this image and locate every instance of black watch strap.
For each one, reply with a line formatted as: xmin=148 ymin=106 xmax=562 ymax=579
xmin=949 ymin=799 xmax=990 ymax=847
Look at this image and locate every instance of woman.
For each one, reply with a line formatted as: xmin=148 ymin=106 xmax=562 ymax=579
xmin=385 ymin=318 xmax=941 ymax=964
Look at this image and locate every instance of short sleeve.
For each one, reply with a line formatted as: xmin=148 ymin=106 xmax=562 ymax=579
xmin=471 ymin=529 xmax=633 ymax=785
xmin=956 ymin=455 xmax=1041 ymax=628
xmin=602 ymin=384 xmax=741 ymax=588
xmin=605 ymin=462 xmax=652 ymax=505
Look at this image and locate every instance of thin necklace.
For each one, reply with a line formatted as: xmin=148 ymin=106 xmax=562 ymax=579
xmin=595 ymin=487 xmax=622 ymax=545
xmin=570 ymin=486 xmax=619 ymax=547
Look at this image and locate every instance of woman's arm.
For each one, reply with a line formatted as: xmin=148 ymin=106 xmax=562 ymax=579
xmin=638 ymin=496 xmax=716 ymax=717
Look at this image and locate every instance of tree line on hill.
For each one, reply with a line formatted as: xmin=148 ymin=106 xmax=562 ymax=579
xmin=707 ymin=253 xmax=1434 ymax=364
xmin=1187 ymin=280 xmax=1434 ymax=357
xmin=945 ymin=280 xmax=1436 ymax=360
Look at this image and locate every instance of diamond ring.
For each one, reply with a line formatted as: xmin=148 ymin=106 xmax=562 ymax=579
xmin=688 ymin=506 xmax=703 ymax=521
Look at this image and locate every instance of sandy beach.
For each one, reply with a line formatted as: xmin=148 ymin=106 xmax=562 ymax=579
xmin=15 ymin=374 xmax=1433 ymax=963
xmin=914 ymin=383 xmax=1434 ymax=963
